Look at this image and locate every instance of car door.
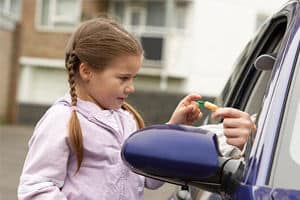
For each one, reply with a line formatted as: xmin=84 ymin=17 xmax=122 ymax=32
xmin=192 ymin=1 xmax=300 ymax=199
xmin=230 ymin=1 xmax=300 ymax=199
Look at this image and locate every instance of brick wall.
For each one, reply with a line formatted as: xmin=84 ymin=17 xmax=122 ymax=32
xmin=0 ymin=30 xmax=13 ymax=122
xmin=20 ymin=0 xmax=108 ymax=59
xmin=20 ymin=0 xmax=70 ymax=59
xmin=0 ymin=14 xmax=18 ymax=123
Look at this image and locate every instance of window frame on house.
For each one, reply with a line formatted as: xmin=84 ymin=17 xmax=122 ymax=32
xmin=18 ymin=56 xmax=68 ymax=105
xmin=110 ymin=0 xmax=190 ymax=68
xmin=35 ymin=0 xmax=82 ymax=32
xmin=0 ymin=0 xmax=21 ymax=19
xmin=174 ymin=0 xmax=189 ymax=29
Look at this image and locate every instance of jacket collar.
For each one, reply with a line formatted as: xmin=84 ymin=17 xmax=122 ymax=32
xmin=55 ymin=94 xmax=133 ymax=139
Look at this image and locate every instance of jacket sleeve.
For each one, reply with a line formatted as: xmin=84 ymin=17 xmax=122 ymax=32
xmin=18 ymin=105 xmax=71 ymax=200
xmin=144 ymin=178 xmax=164 ymax=189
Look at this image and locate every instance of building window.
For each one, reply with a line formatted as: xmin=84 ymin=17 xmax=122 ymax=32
xmin=111 ymin=1 xmax=166 ymax=66
xmin=113 ymin=1 xmax=125 ymax=23
xmin=111 ymin=0 xmax=189 ymax=66
xmin=146 ymin=1 xmax=166 ymax=27
xmin=0 ymin=0 xmax=21 ymax=19
xmin=18 ymin=57 xmax=68 ymax=105
xmin=141 ymin=36 xmax=163 ymax=61
xmin=175 ymin=1 xmax=188 ymax=29
xmin=36 ymin=0 xmax=81 ymax=31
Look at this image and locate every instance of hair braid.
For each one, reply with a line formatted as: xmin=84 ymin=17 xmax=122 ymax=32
xmin=66 ymin=51 xmax=83 ymax=173
xmin=122 ymin=102 xmax=145 ymax=129
xmin=67 ymin=52 xmax=79 ymax=106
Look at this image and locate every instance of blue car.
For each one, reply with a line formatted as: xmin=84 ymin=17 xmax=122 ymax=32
xmin=121 ymin=0 xmax=300 ymax=199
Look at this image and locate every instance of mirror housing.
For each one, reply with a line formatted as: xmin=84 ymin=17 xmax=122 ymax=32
xmin=121 ymin=124 xmax=232 ymax=192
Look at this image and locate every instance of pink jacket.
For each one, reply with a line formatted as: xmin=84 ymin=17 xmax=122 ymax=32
xmin=18 ymin=95 xmax=163 ymax=200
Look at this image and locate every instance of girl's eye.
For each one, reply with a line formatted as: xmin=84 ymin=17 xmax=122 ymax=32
xmin=119 ymin=77 xmax=129 ymax=81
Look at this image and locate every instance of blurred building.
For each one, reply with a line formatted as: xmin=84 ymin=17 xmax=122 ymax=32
xmin=0 ymin=0 xmax=288 ymax=124
xmin=0 ymin=0 xmax=20 ymax=124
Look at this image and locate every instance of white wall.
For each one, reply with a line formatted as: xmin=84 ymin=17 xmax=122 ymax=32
xmin=168 ymin=0 xmax=288 ymax=96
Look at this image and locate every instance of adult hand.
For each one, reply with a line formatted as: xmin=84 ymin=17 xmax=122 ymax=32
xmin=212 ymin=108 xmax=256 ymax=150
xmin=168 ymin=94 xmax=202 ymax=125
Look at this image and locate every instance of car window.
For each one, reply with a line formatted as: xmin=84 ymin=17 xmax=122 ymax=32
xmin=218 ymin=41 xmax=252 ymax=105
xmin=237 ymin=18 xmax=287 ymax=110
xmin=244 ymin=70 xmax=272 ymax=116
xmin=269 ymin=49 xmax=300 ymax=189
xmin=216 ymin=20 xmax=271 ymax=109
xmin=216 ymin=17 xmax=287 ymax=115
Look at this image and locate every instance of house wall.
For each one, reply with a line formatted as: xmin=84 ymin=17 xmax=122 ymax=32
xmin=19 ymin=0 xmax=108 ymax=59
xmin=20 ymin=0 xmax=69 ymax=59
xmin=0 ymin=14 xmax=17 ymax=123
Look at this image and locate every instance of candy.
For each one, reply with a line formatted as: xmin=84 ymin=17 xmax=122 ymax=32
xmin=195 ymin=100 xmax=219 ymax=112
xmin=204 ymin=101 xmax=218 ymax=112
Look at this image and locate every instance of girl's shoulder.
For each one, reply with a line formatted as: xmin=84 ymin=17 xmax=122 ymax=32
xmin=35 ymin=103 xmax=71 ymax=129
xmin=31 ymin=103 xmax=70 ymax=137
xmin=28 ymin=103 xmax=72 ymax=147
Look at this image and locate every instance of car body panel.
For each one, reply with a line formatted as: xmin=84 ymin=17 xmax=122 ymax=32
xmin=232 ymin=184 xmax=300 ymax=200
xmin=245 ymin=8 xmax=300 ymax=186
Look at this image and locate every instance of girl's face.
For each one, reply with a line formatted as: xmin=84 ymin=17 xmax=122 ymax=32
xmin=78 ymin=55 xmax=142 ymax=110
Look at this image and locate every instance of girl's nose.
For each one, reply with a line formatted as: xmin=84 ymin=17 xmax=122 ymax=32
xmin=125 ymin=84 xmax=135 ymax=94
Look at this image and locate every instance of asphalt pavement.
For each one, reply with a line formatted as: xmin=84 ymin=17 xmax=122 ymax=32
xmin=0 ymin=125 xmax=176 ymax=200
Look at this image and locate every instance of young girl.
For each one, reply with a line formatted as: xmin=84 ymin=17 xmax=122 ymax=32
xmin=18 ymin=17 xmax=255 ymax=200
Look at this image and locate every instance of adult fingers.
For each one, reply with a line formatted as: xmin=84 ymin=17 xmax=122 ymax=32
xmin=223 ymin=118 xmax=255 ymax=129
xmin=223 ymin=128 xmax=250 ymax=139
xmin=226 ymin=137 xmax=246 ymax=149
xmin=212 ymin=107 xmax=250 ymax=119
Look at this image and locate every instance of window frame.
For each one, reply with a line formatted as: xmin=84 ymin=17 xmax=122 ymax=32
xmin=18 ymin=56 xmax=67 ymax=105
xmin=35 ymin=0 xmax=82 ymax=32
xmin=268 ymin=45 xmax=300 ymax=190
xmin=217 ymin=17 xmax=288 ymax=111
xmin=0 ymin=0 xmax=21 ymax=19
xmin=116 ymin=1 xmax=166 ymax=65
xmin=109 ymin=0 xmax=189 ymax=66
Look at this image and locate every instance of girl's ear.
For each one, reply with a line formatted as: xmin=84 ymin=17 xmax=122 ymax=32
xmin=79 ymin=63 xmax=92 ymax=82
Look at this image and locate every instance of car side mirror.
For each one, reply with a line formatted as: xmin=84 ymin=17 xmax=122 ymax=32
xmin=121 ymin=124 xmax=235 ymax=193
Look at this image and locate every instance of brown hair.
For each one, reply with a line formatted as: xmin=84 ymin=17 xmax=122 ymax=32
xmin=65 ymin=17 xmax=145 ymax=172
